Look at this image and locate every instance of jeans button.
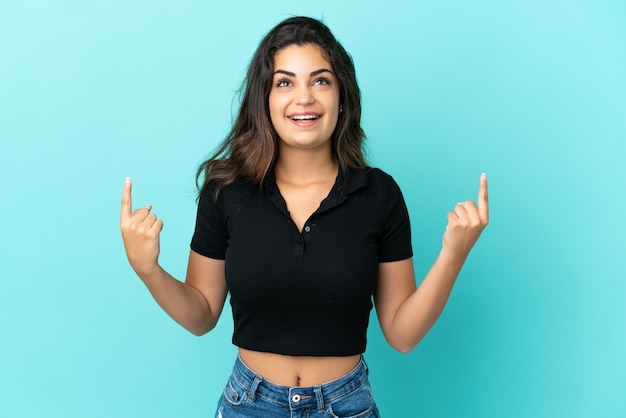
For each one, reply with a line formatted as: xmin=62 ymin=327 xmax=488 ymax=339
xmin=292 ymin=394 xmax=301 ymax=403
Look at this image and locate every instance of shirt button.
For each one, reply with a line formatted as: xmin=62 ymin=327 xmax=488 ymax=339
xmin=304 ymin=226 xmax=311 ymax=232
xmin=292 ymin=394 xmax=301 ymax=403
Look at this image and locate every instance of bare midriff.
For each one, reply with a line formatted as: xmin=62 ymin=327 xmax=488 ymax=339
xmin=238 ymin=348 xmax=361 ymax=387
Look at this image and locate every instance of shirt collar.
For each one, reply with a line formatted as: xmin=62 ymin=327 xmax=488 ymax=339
xmin=337 ymin=166 xmax=368 ymax=196
xmin=263 ymin=165 xmax=369 ymax=218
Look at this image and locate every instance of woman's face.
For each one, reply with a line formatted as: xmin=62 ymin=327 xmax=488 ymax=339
xmin=268 ymin=43 xmax=340 ymax=153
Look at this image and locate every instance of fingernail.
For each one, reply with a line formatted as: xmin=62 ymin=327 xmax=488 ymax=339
xmin=481 ymin=173 xmax=487 ymax=179
xmin=125 ymin=177 xmax=131 ymax=183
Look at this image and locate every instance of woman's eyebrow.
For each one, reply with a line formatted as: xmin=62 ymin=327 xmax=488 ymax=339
xmin=273 ymin=68 xmax=334 ymax=77
xmin=310 ymin=68 xmax=333 ymax=76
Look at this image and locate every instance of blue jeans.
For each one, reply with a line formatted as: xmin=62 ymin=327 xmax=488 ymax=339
xmin=215 ymin=355 xmax=381 ymax=417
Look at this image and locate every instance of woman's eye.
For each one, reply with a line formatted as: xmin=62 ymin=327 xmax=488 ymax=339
xmin=314 ymin=77 xmax=330 ymax=86
xmin=276 ymin=79 xmax=291 ymax=88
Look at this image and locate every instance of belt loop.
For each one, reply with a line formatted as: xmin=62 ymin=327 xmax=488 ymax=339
xmin=314 ymin=385 xmax=324 ymax=413
xmin=248 ymin=375 xmax=263 ymax=402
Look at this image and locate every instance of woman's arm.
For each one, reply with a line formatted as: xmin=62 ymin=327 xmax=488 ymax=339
xmin=120 ymin=178 xmax=227 ymax=336
xmin=375 ymin=174 xmax=489 ymax=353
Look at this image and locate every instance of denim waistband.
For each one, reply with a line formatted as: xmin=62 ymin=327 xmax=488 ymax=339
xmin=230 ymin=355 xmax=369 ymax=411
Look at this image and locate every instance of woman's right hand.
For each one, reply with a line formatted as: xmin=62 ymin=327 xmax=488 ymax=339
xmin=120 ymin=178 xmax=163 ymax=278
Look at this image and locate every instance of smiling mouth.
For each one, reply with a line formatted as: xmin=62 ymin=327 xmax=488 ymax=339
xmin=289 ymin=114 xmax=320 ymax=121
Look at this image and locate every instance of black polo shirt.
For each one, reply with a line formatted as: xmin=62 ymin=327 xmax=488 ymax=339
xmin=191 ymin=167 xmax=413 ymax=356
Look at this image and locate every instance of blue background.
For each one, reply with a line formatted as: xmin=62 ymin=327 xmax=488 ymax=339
xmin=1 ymin=1 xmax=625 ymax=417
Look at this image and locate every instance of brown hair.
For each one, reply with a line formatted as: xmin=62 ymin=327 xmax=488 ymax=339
xmin=197 ymin=16 xmax=366 ymax=196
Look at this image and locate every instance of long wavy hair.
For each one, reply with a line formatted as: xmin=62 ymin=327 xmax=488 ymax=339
xmin=196 ymin=16 xmax=366 ymax=196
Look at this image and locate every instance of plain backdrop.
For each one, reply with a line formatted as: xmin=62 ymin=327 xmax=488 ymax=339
xmin=1 ymin=1 xmax=625 ymax=417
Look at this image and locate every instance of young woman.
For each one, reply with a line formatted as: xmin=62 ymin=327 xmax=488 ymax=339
xmin=120 ymin=16 xmax=488 ymax=417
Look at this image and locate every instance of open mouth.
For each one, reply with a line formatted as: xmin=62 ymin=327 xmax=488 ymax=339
xmin=289 ymin=114 xmax=320 ymax=121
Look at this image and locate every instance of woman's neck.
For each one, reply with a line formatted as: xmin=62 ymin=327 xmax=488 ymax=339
xmin=274 ymin=148 xmax=338 ymax=185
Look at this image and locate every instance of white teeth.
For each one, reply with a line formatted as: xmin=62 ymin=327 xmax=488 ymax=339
xmin=290 ymin=114 xmax=318 ymax=120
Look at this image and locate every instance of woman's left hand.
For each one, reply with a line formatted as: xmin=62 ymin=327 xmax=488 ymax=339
xmin=441 ymin=173 xmax=489 ymax=260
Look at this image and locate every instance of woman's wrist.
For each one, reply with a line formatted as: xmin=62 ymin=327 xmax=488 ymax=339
xmin=436 ymin=247 xmax=468 ymax=267
xmin=134 ymin=262 xmax=164 ymax=283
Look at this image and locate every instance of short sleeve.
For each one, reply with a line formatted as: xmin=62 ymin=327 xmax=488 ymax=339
xmin=377 ymin=174 xmax=413 ymax=262
xmin=190 ymin=181 xmax=228 ymax=260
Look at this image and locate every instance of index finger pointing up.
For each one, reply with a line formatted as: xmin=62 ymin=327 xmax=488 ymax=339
xmin=478 ymin=173 xmax=489 ymax=223
xmin=121 ymin=177 xmax=133 ymax=220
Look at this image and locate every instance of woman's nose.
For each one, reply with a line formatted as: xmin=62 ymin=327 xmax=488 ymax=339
xmin=295 ymin=85 xmax=315 ymax=105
